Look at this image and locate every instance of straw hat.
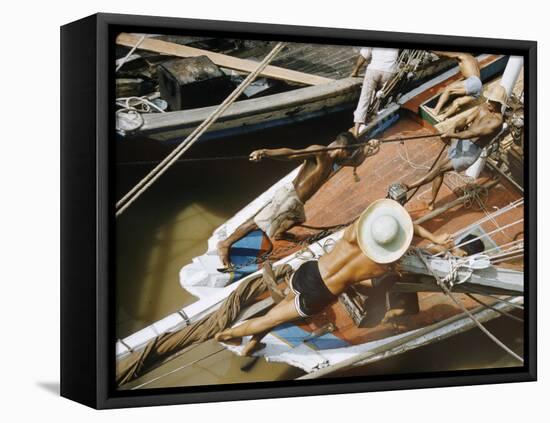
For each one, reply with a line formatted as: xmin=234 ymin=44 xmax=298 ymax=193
xmin=356 ymin=199 xmax=414 ymax=264
xmin=485 ymin=84 xmax=508 ymax=105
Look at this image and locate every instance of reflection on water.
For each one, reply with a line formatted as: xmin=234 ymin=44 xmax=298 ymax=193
xmin=116 ymin=111 xmax=523 ymax=388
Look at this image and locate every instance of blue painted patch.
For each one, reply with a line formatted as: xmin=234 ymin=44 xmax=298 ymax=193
xmin=229 ymin=229 xmax=266 ymax=280
xmin=272 ymin=322 xmax=349 ymax=350
xmin=368 ymin=112 xmax=400 ymax=139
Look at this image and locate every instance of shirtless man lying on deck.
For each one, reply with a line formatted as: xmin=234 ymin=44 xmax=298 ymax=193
xmin=430 ymin=51 xmax=482 ymax=120
xmin=217 ymin=132 xmax=379 ymax=267
xmin=215 ymin=199 xmax=453 ymax=356
xmin=403 ymin=84 xmax=506 ymax=211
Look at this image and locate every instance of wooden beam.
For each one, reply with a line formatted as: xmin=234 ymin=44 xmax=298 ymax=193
xmin=117 ymin=33 xmax=333 ymax=86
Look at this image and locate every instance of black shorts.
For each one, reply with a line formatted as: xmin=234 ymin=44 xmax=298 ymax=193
xmin=289 ymin=260 xmax=336 ymax=317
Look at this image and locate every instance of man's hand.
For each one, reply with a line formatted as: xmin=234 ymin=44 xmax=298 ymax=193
xmin=433 ymin=233 xmax=453 ymax=248
xmin=439 ymin=131 xmax=454 ymax=143
xmin=249 ymin=149 xmax=267 ymax=162
xmin=368 ymin=138 xmax=380 ymax=149
xmin=451 ymin=247 xmax=468 ymax=257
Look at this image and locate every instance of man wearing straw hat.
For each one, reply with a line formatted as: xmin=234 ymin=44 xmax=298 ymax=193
xmin=403 ymin=84 xmax=507 ymax=211
xmin=215 ymin=199 xmax=452 ymax=356
xmin=217 ymin=132 xmax=379 ymax=267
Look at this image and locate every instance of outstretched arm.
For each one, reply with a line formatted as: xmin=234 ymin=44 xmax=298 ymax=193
xmin=414 ymin=224 xmax=451 ymax=247
xmin=249 ymin=145 xmax=325 ymax=162
xmin=451 ymin=107 xmax=479 ymax=132
xmin=446 ymin=115 xmax=502 ymax=141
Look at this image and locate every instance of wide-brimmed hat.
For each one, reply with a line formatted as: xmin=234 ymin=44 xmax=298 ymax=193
xmin=356 ymin=199 xmax=414 ymax=264
xmin=485 ymin=84 xmax=508 ymax=105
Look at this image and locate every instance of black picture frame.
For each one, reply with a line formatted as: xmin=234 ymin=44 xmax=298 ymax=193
xmin=60 ymin=12 xmax=537 ymax=409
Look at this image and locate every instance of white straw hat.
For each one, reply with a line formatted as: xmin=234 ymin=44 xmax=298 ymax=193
xmin=485 ymin=84 xmax=508 ymax=106
xmin=356 ymin=199 xmax=414 ymax=264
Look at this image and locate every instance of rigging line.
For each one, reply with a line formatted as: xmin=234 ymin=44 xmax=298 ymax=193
xmin=465 ymin=239 xmax=524 ymax=259
xmin=451 ymin=198 xmax=524 ymax=238
xmin=465 ymin=294 xmax=524 ymax=323
xmin=453 ymin=198 xmax=524 ymax=238
xmin=116 ymin=35 xmax=147 ymax=72
xmin=130 ymin=346 xmax=227 ymax=390
xmin=464 ymin=286 xmax=524 ymax=310
xmin=116 ymin=132 xmax=444 ymax=167
xmin=435 ymin=218 xmax=524 ymax=257
xmin=486 ymin=246 xmax=525 ymax=260
xmin=115 ymin=42 xmax=286 ymax=217
xmin=490 ymin=253 xmax=524 ymax=265
xmin=414 ymin=250 xmax=523 ymax=363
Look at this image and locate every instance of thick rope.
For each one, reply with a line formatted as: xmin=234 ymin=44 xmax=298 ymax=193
xmin=117 ymin=132 xmax=444 ymax=167
xmin=115 ymin=42 xmax=286 ymax=217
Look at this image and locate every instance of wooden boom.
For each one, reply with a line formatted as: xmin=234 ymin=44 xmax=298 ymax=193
xmin=116 ymin=33 xmax=333 ymax=86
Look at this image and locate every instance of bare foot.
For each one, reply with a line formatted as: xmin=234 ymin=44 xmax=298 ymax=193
xmin=217 ymin=241 xmax=230 ymax=267
xmin=215 ymin=331 xmax=242 ymax=346
xmin=241 ymin=338 xmax=266 ymax=357
xmin=452 ymin=247 xmax=468 ymax=257
xmin=427 ymin=201 xmax=435 ymax=211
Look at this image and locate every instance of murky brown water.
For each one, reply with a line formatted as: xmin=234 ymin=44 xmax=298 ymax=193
xmin=116 ymin=111 xmax=523 ymax=389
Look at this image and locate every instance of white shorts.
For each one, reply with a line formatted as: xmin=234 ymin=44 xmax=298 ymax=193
xmin=254 ymin=183 xmax=306 ymax=238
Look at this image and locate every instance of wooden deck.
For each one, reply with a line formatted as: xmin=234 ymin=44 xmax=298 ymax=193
xmin=264 ymin=113 xmax=523 ymax=347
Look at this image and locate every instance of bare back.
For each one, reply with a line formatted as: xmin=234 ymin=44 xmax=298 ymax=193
xmin=456 ymin=53 xmax=480 ymax=78
xmin=292 ymin=150 xmax=334 ymax=202
xmin=464 ymin=103 xmax=503 ymax=149
xmin=318 ymin=222 xmax=388 ymax=296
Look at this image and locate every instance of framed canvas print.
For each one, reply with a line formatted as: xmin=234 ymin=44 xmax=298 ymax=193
xmin=60 ymin=13 xmax=537 ymax=409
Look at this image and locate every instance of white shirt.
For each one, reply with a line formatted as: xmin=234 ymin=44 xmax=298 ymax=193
xmin=360 ymin=47 xmax=399 ymax=73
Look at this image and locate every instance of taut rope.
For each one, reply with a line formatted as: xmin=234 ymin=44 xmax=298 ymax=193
xmin=115 ymin=42 xmax=286 ymax=217
xmin=116 ymin=133 xmax=444 ymax=167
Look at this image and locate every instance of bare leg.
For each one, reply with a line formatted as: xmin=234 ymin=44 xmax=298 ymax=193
xmin=433 ymin=81 xmax=466 ymax=115
xmin=404 ymin=162 xmax=446 ymax=191
xmin=428 ymin=161 xmax=454 ymax=210
xmin=241 ymin=331 xmax=269 ymax=356
xmin=439 ymin=96 xmax=475 ymax=120
xmin=217 ymin=217 xmax=267 ymax=267
xmin=215 ymin=292 xmax=300 ymax=356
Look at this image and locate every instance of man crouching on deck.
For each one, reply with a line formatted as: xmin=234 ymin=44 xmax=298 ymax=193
xmin=217 ymin=132 xmax=379 ymax=267
xmin=215 ymin=199 xmax=452 ymax=356
xmin=403 ymin=84 xmax=506 ymax=211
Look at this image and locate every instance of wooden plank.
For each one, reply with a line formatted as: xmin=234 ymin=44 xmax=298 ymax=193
xmin=117 ymin=33 xmax=333 ymax=86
